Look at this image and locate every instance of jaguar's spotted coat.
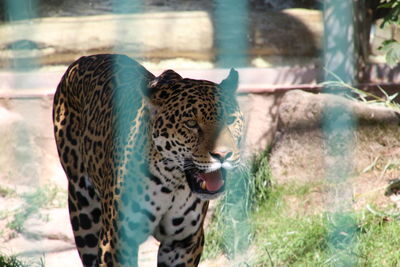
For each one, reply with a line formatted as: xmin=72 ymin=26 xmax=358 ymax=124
xmin=53 ymin=54 xmax=243 ymax=266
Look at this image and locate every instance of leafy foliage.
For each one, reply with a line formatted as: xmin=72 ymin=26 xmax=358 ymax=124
xmin=380 ymin=39 xmax=400 ymax=67
xmin=378 ymin=0 xmax=400 ymax=67
xmin=379 ymin=0 xmax=400 ymax=27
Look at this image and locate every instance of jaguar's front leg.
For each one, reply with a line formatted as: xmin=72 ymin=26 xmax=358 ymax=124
xmin=97 ymin=225 xmax=140 ymax=267
xmin=157 ymin=226 xmax=205 ymax=267
xmin=97 ymin=183 xmax=154 ymax=267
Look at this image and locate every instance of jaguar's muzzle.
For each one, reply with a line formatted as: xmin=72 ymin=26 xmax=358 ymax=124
xmin=184 ymin=162 xmax=227 ymax=195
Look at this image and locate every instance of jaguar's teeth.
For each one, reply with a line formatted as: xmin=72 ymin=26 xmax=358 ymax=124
xmin=201 ymin=181 xmax=207 ymax=190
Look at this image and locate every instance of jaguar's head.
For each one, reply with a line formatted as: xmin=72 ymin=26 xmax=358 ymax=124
xmin=147 ymin=69 xmax=243 ymax=200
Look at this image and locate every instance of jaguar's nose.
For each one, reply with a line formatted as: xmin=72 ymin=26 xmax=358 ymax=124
xmin=209 ymin=150 xmax=233 ymax=163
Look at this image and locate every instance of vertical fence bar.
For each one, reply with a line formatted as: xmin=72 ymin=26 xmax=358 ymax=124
xmin=214 ymin=0 xmax=249 ymax=68
xmin=111 ymin=1 xmax=146 ymax=266
xmin=3 ymin=1 xmax=40 ymax=188
xmin=3 ymin=0 xmax=40 ymax=179
xmin=4 ymin=0 xmax=39 ymax=71
xmin=323 ymin=0 xmax=357 ymax=265
xmin=214 ymin=0 xmax=251 ymax=262
xmin=112 ymin=0 xmax=143 ymax=54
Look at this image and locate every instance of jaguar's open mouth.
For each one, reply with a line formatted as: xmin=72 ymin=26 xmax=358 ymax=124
xmin=185 ymin=167 xmax=226 ymax=195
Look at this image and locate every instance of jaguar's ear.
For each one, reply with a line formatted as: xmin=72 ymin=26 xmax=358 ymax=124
xmin=146 ymin=70 xmax=182 ymax=106
xmin=219 ymin=68 xmax=239 ymax=93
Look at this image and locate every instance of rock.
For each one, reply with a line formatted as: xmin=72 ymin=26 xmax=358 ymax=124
xmin=269 ymin=90 xmax=400 ymax=211
xmin=277 ymin=90 xmax=400 ymax=130
xmin=238 ymin=93 xmax=282 ymax=156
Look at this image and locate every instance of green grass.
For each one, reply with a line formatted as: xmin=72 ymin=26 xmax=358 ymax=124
xmin=0 ymin=185 xmax=60 ymax=267
xmin=0 ymin=253 xmax=27 ymax=267
xmin=251 ymin=211 xmax=327 ymax=266
xmin=0 ymin=253 xmax=45 ymax=267
xmin=356 ymin=209 xmax=400 ymax=266
xmin=0 ymin=186 xmax=16 ymax=198
xmin=6 ymin=184 xmax=67 ymax=232
xmin=203 ymin=152 xmax=400 ymax=266
xmin=203 ymin=151 xmax=272 ymax=260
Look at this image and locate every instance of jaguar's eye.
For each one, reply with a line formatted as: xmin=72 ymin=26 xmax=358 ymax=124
xmin=226 ymin=116 xmax=236 ymax=125
xmin=184 ymin=120 xmax=198 ymax=128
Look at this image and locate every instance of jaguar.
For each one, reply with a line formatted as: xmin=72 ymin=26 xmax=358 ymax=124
xmin=53 ymin=54 xmax=243 ymax=266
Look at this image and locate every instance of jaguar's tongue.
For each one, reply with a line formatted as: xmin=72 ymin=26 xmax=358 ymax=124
xmin=197 ymin=170 xmax=224 ymax=192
